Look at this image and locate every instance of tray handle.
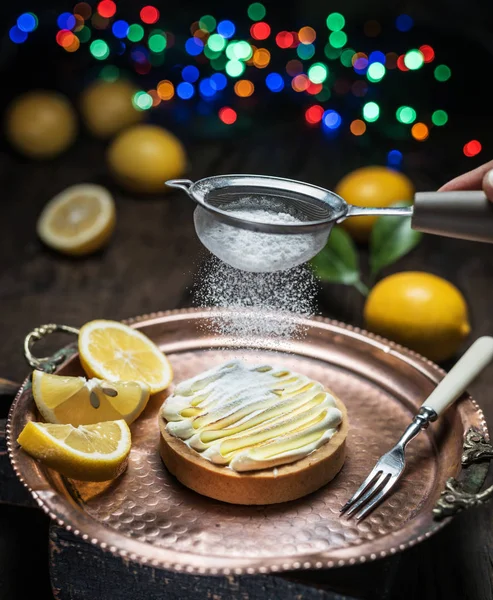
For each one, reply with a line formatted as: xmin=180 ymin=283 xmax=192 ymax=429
xmin=24 ymin=324 xmax=80 ymax=372
xmin=434 ymin=427 xmax=493 ymax=519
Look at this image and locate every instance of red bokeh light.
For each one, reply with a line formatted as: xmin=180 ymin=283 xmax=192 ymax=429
xmin=56 ymin=29 xmax=75 ymax=47
xmin=276 ymin=31 xmax=294 ymax=49
xmin=306 ymin=82 xmax=323 ymax=95
xmin=396 ymin=55 xmax=409 ymax=71
xmin=305 ymin=105 xmax=324 ymax=124
xmin=97 ymin=0 xmax=116 ymax=18
xmin=419 ymin=45 xmax=435 ymax=63
xmin=219 ymin=107 xmax=237 ymax=125
xmin=250 ymin=22 xmax=271 ymax=40
xmin=140 ymin=5 xmax=160 ymax=25
xmin=463 ymin=140 xmax=482 ymax=157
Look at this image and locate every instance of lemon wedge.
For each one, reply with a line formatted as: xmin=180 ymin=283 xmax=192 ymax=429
xmin=37 ymin=183 xmax=116 ymax=256
xmin=32 ymin=370 xmax=150 ymax=426
xmin=78 ymin=319 xmax=173 ymax=394
xmin=17 ymin=420 xmax=131 ymax=481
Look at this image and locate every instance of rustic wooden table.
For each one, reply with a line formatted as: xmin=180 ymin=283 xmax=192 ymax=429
xmin=1 ymin=124 xmax=493 ymax=600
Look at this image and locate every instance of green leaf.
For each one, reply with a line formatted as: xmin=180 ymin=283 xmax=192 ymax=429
xmin=369 ymin=201 xmax=423 ymax=277
xmin=310 ymin=226 xmax=368 ymax=295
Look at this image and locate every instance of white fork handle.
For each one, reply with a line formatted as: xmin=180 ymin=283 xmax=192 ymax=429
xmin=422 ymin=336 xmax=493 ymax=416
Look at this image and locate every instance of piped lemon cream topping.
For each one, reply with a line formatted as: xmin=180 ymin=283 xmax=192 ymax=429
xmin=161 ymin=360 xmax=343 ymax=472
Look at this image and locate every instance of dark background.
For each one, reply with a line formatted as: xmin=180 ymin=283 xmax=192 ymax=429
xmin=1 ymin=2 xmax=493 ymax=599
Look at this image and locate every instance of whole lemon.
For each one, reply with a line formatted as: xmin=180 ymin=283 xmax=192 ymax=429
xmin=107 ymin=124 xmax=186 ymax=193
xmin=364 ymin=272 xmax=470 ymax=363
xmin=335 ymin=166 xmax=415 ymax=242
xmin=5 ymin=90 xmax=77 ymax=158
xmin=80 ymin=79 xmax=144 ymax=139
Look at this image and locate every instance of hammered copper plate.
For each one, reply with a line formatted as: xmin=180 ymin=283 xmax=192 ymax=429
xmin=7 ymin=309 xmax=487 ymax=575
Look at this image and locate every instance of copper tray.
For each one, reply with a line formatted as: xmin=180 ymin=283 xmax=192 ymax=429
xmin=6 ymin=309 xmax=490 ymax=575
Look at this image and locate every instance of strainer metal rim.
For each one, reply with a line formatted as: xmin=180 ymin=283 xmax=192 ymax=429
xmin=168 ymin=174 xmax=348 ymax=234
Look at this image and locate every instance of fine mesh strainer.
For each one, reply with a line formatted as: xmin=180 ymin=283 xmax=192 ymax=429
xmin=167 ymin=174 xmax=493 ymax=272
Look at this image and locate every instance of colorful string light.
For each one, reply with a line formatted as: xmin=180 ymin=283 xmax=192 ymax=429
xmin=10 ymin=4 xmax=459 ymax=148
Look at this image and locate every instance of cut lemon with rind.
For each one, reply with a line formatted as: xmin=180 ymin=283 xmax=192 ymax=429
xmin=37 ymin=183 xmax=116 ymax=256
xmin=78 ymin=319 xmax=173 ymax=394
xmin=32 ymin=370 xmax=150 ymax=426
xmin=17 ymin=420 xmax=131 ymax=481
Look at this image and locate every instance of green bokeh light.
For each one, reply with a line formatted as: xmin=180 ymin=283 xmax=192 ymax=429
xmin=77 ymin=26 xmax=91 ymax=43
xmin=316 ymin=87 xmax=332 ymax=101
xmin=100 ymin=65 xmax=119 ymax=81
xmin=127 ymin=24 xmax=144 ymax=42
xmin=199 ymin=15 xmax=216 ymax=32
xmin=340 ymin=48 xmax=355 ymax=67
xmin=90 ymin=39 xmax=110 ymax=60
xmin=297 ymin=44 xmax=315 ymax=60
xmin=329 ymin=31 xmax=347 ymax=48
xmin=208 ymin=33 xmax=226 ymax=52
xmin=367 ymin=62 xmax=385 ymax=82
xmin=248 ymin=2 xmax=266 ymax=21
xmin=225 ymin=42 xmax=237 ymax=60
xmin=363 ymin=101 xmax=380 ymax=122
xmin=204 ymin=45 xmax=221 ymax=60
xmin=211 ymin=55 xmax=227 ymax=70
xmin=404 ymin=49 xmax=424 ymax=70
xmin=308 ymin=62 xmax=328 ymax=84
xmin=148 ymin=30 xmax=166 ymax=53
xmin=432 ymin=109 xmax=448 ymax=126
xmin=326 ymin=12 xmax=345 ymax=31
xmin=234 ymin=40 xmax=253 ymax=61
xmin=324 ymin=44 xmax=342 ymax=60
xmin=225 ymin=59 xmax=245 ymax=77
xmin=132 ymin=91 xmax=152 ymax=111
xmin=396 ymin=106 xmax=417 ymax=124
xmin=434 ymin=64 xmax=451 ymax=81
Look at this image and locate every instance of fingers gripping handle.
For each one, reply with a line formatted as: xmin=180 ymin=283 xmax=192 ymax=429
xmin=422 ymin=336 xmax=493 ymax=416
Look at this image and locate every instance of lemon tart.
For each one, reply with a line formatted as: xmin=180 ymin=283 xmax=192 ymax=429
xmin=159 ymin=360 xmax=348 ymax=504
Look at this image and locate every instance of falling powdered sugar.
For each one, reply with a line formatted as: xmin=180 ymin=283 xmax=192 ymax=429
xmin=193 ymin=256 xmax=318 ymax=348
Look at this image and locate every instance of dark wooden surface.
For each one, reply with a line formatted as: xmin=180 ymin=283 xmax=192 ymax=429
xmin=1 ymin=122 xmax=493 ymax=599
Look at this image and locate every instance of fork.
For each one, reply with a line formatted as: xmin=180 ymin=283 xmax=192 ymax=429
xmin=341 ymin=335 xmax=493 ymax=521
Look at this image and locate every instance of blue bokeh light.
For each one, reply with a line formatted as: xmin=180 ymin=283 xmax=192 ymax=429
xmin=17 ymin=13 xmax=37 ymax=33
xmin=182 ymin=65 xmax=200 ymax=83
xmin=57 ymin=12 xmax=76 ymax=30
xmin=177 ymin=82 xmax=195 ymax=99
xmin=265 ymin=72 xmax=284 ymax=92
xmin=369 ymin=51 xmax=386 ymax=64
xmin=199 ymin=78 xmax=217 ymax=97
xmin=210 ymin=72 xmax=227 ymax=90
xmin=395 ymin=14 xmax=413 ymax=32
xmin=322 ymin=110 xmax=342 ymax=130
xmin=387 ymin=150 xmax=403 ymax=166
xmin=9 ymin=26 xmax=28 ymax=43
xmin=112 ymin=20 xmax=129 ymax=39
xmin=217 ymin=20 xmax=235 ymax=39
xmin=185 ymin=37 xmax=204 ymax=56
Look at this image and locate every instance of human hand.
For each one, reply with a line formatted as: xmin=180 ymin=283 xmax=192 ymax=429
xmin=439 ymin=159 xmax=493 ymax=202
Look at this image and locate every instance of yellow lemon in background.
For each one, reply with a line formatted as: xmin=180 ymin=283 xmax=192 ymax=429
xmin=364 ymin=272 xmax=471 ymax=363
xmin=80 ymin=79 xmax=144 ymax=139
xmin=107 ymin=124 xmax=187 ymax=193
xmin=335 ymin=166 xmax=415 ymax=242
xmin=5 ymin=90 xmax=77 ymax=158
xmin=37 ymin=183 xmax=116 ymax=256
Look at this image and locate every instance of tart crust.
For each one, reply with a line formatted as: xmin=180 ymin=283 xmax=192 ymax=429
xmin=159 ymin=395 xmax=348 ymax=505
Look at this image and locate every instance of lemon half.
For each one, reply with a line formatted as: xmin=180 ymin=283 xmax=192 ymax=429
xmin=78 ymin=319 xmax=173 ymax=393
xmin=37 ymin=183 xmax=116 ymax=256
